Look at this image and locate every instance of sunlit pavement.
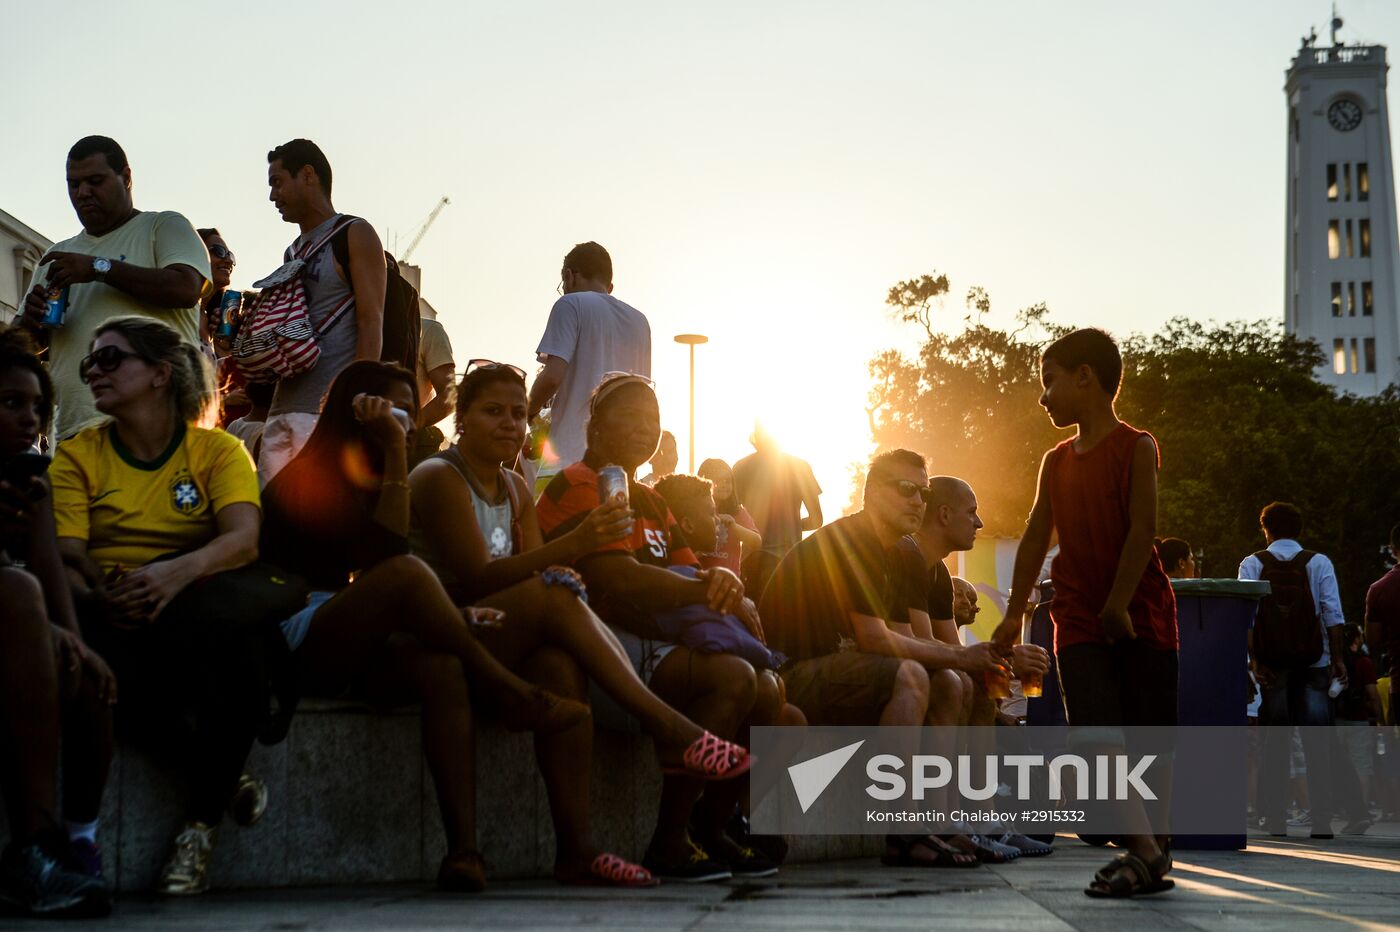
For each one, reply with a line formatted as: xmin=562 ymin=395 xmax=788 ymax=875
xmin=18 ymin=825 xmax=1400 ymax=931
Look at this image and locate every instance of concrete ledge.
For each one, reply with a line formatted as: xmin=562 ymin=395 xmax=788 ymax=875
xmin=2 ymin=700 xmax=879 ymax=891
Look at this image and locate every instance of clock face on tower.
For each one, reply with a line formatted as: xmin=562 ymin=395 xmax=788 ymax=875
xmin=1328 ymin=99 xmax=1363 ymax=132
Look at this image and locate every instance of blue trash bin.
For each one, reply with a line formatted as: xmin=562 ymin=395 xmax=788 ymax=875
xmin=1171 ymin=578 xmax=1268 ymax=850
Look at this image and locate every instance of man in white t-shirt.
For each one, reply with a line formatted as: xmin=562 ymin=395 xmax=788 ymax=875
xmin=19 ymin=136 xmax=210 ymax=439
xmin=528 ymin=242 xmax=650 ymax=489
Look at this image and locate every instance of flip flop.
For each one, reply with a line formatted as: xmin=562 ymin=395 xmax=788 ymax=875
xmin=564 ymin=853 xmax=659 ymax=888
xmin=1084 ymin=852 xmax=1174 ymax=898
xmin=660 ymin=731 xmax=753 ymax=781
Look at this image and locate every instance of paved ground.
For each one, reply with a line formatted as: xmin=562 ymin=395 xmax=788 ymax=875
xmin=12 ymin=827 xmax=1400 ymax=930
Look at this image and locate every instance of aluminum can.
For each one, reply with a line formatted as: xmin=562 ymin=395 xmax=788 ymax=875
xmin=42 ymin=285 xmax=68 ymax=327
xmin=597 ymin=464 xmax=629 ymax=505
xmin=216 ymin=289 xmax=242 ymax=338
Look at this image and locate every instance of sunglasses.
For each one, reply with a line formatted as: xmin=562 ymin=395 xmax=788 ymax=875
xmin=880 ymin=478 xmax=928 ymax=500
xmin=79 ymin=345 xmax=146 ymax=383
xmin=207 ymin=243 xmax=236 ymax=264
xmin=466 ymin=359 xmax=527 ymax=380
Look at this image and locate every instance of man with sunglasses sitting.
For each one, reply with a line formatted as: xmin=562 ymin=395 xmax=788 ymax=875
xmin=759 ymin=450 xmax=1007 ymax=867
xmin=18 ymin=136 xmax=210 ymax=441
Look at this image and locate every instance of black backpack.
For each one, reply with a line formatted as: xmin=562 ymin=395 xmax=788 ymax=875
xmin=1252 ymin=550 xmax=1323 ymax=668
xmin=331 ymin=220 xmax=421 ymax=375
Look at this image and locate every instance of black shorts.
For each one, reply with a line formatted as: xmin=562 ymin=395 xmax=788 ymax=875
xmin=1056 ymin=640 xmax=1179 ymax=749
xmin=783 ymin=651 xmax=906 ymax=725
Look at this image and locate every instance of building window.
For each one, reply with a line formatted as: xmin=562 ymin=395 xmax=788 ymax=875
xmin=1331 ymin=282 xmax=1343 ymax=316
xmin=1364 ymin=338 xmax=1377 ymax=373
xmin=1334 ymin=339 xmax=1347 ymax=374
xmin=1351 ymin=338 xmax=1360 ymax=374
xmin=1347 ymin=220 xmax=1355 ymax=258
xmin=1360 ymin=219 xmax=1371 ymax=257
xmin=1358 ymin=163 xmax=1370 ymax=201
xmin=1329 ymin=220 xmax=1341 ymax=259
xmin=1347 ymin=282 xmax=1357 ymax=316
xmin=1328 ymin=164 xmax=1339 ymax=201
xmin=1363 ymin=281 xmax=1373 ymax=316
xmin=1344 ymin=163 xmax=1353 ymax=201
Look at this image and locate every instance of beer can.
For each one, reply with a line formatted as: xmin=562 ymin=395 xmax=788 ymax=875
xmin=597 ymin=464 xmax=629 ymax=505
xmin=216 ymin=289 xmax=242 ymax=338
xmin=42 ymin=285 xmax=68 ymax=328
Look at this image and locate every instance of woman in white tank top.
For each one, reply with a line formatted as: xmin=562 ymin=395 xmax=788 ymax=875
xmin=408 ymin=362 xmax=753 ymax=887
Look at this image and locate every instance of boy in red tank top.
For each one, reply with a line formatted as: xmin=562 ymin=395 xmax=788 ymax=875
xmin=994 ymin=328 xmax=1179 ymax=899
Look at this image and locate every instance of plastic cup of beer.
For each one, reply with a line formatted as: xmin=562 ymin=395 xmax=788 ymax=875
xmin=1021 ymin=670 xmax=1044 ymax=698
xmin=982 ymin=663 xmax=1013 ymax=700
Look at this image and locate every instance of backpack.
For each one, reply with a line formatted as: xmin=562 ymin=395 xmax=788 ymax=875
xmin=1252 ymin=550 xmax=1323 ymax=668
xmin=330 ymin=226 xmax=421 ymax=375
xmin=232 ymin=215 xmax=359 ymax=382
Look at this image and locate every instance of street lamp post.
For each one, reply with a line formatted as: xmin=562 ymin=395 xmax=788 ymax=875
xmin=673 ymin=333 xmax=709 ymax=474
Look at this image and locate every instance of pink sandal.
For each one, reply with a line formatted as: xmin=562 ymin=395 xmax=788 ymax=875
xmin=660 ymin=731 xmax=754 ymax=781
xmin=578 ymin=853 xmax=659 ymax=888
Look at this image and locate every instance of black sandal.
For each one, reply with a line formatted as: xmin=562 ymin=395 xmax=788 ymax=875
xmin=1084 ymin=851 xmax=1174 ymax=898
xmin=881 ymin=834 xmax=980 ymax=869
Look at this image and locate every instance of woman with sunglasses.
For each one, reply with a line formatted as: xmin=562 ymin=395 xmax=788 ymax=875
xmin=49 ymin=316 xmax=273 ymax=895
xmin=259 ymin=360 xmax=625 ymax=892
xmin=408 ymin=360 xmax=752 ymax=886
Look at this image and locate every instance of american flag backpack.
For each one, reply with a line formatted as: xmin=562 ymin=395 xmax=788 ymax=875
xmin=232 ymin=215 xmax=360 ymax=382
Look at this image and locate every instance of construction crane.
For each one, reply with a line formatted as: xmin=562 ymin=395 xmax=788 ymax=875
xmin=400 ymin=196 xmax=450 ymax=262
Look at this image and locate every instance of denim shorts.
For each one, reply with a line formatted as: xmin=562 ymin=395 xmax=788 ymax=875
xmin=280 ymin=590 xmax=337 ymax=651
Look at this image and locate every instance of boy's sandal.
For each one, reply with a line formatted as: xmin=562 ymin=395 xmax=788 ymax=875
xmin=660 ymin=731 xmax=753 ymax=781
xmin=568 ymin=853 xmax=659 ymax=888
xmin=1084 ymin=852 xmax=1174 ymax=898
xmin=881 ymin=834 xmax=979 ymax=869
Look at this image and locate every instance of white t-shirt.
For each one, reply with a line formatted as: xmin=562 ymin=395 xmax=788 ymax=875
xmin=535 ymin=291 xmax=650 ymax=468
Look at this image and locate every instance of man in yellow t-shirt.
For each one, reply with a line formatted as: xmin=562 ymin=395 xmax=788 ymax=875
xmin=18 ymin=136 xmax=210 ymax=440
xmin=50 ymin=423 xmax=261 ymax=577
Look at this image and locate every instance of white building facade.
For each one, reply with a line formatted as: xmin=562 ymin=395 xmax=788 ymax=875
xmin=1285 ymin=39 xmax=1400 ymax=394
xmin=0 ymin=208 xmax=51 ymax=325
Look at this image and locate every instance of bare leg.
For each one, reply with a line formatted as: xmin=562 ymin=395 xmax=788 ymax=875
xmin=515 ymin=648 xmax=601 ymax=881
xmin=299 ymin=556 xmax=582 ymax=731
xmin=644 ymin=650 xmax=756 ymax=864
xmin=0 ymin=568 xmax=59 ymax=839
xmin=349 ymin=635 xmax=478 ymax=859
xmin=477 ymin=580 xmax=703 ymax=750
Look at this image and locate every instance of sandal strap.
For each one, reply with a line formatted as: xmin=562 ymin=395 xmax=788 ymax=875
xmin=683 ymin=731 xmax=747 ymax=778
xmin=591 ymin=852 xmax=653 ymax=884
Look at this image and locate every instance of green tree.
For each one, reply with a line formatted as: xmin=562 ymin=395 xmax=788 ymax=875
xmin=867 ymin=272 xmax=1400 ymax=620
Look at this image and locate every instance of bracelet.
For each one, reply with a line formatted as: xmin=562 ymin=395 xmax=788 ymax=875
xmin=540 ymin=566 xmax=587 ymax=603
xmin=381 ymin=479 xmax=409 ymax=490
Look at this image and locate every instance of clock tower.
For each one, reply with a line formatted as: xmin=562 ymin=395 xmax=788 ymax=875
xmin=1285 ymin=25 xmax=1400 ymax=393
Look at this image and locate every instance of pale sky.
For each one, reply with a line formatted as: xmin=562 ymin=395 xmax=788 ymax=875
xmin=5 ymin=0 xmax=1399 ymax=516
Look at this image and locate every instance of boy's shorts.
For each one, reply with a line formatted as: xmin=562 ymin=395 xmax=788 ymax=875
xmin=1057 ymin=640 xmax=1179 ymax=752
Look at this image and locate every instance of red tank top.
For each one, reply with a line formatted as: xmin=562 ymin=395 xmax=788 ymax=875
xmin=1046 ymin=422 xmax=1178 ymax=652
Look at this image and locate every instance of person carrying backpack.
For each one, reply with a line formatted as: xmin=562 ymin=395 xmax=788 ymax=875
xmin=1239 ymin=501 xmax=1360 ymax=838
xmin=254 ymin=139 xmax=417 ymax=484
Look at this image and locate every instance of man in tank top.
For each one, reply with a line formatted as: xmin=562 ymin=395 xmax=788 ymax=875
xmin=257 ymin=139 xmax=387 ymax=483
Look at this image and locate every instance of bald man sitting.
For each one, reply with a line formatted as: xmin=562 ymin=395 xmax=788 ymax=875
xmin=904 ymin=476 xmax=1055 ymax=858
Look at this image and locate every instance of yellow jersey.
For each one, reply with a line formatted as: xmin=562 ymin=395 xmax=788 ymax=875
xmin=51 ymin=422 xmax=260 ymax=573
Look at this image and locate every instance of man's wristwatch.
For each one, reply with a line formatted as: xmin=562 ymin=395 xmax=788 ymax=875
xmin=92 ymin=257 xmax=112 ymax=282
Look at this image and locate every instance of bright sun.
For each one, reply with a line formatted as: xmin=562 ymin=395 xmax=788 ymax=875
xmin=652 ymin=307 xmax=882 ymax=522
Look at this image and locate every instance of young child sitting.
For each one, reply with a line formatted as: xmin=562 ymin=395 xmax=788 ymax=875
xmin=654 ymin=475 xmax=784 ymax=670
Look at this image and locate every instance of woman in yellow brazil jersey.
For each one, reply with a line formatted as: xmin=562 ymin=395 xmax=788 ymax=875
xmin=49 ymin=316 xmax=269 ymax=897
